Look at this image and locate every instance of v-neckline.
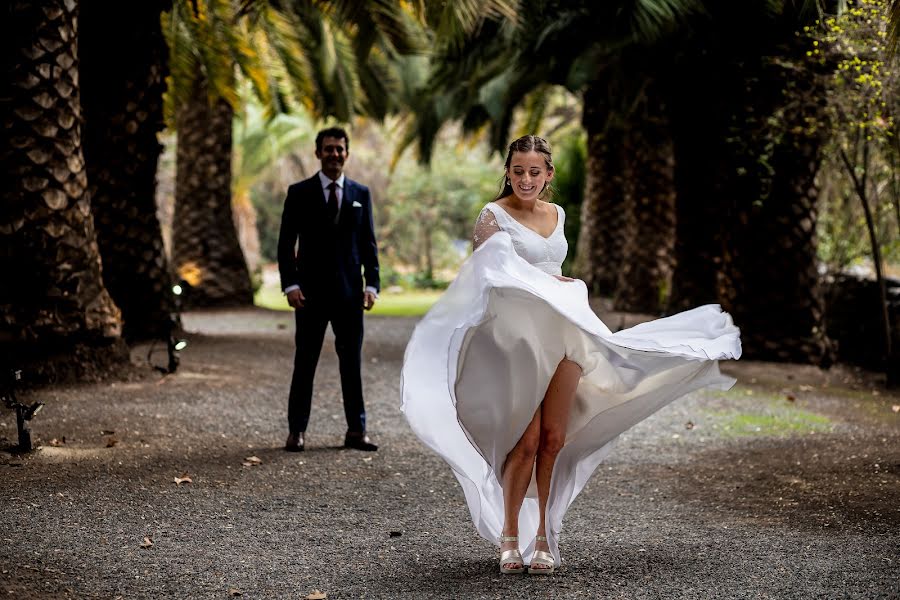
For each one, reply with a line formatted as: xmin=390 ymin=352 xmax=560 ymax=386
xmin=490 ymin=202 xmax=560 ymax=240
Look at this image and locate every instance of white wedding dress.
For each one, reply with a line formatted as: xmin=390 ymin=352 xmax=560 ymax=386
xmin=400 ymin=202 xmax=741 ymax=567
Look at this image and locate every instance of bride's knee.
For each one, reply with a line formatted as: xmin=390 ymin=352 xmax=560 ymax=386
xmin=511 ymin=428 xmax=540 ymax=461
xmin=538 ymin=428 xmax=565 ymax=457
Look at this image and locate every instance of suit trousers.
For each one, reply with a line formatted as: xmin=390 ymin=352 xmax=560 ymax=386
xmin=288 ymin=297 xmax=366 ymax=434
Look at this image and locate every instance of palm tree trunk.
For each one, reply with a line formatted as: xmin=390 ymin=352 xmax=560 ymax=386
xmin=80 ymin=0 xmax=177 ymax=341
xmin=172 ymin=76 xmax=253 ymax=307
xmin=666 ymin=62 xmax=726 ymax=313
xmin=718 ymin=51 xmax=833 ymax=365
xmin=574 ymin=81 xmax=626 ymax=297
xmin=1 ymin=0 xmax=127 ymax=380
xmin=614 ymin=85 xmax=676 ymax=314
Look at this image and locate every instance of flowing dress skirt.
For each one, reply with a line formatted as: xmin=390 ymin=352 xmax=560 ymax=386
xmin=400 ymin=232 xmax=741 ymax=566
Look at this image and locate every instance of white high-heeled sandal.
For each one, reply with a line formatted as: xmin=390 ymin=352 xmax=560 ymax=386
xmin=528 ymin=535 xmax=555 ymax=575
xmin=499 ymin=535 xmax=525 ymax=574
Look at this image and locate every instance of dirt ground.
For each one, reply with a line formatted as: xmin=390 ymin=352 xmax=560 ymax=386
xmin=1 ymin=307 xmax=897 ymax=599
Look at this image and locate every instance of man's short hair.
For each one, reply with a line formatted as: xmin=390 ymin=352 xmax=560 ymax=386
xmin=315 ymin=127 xmax=350 ymax=152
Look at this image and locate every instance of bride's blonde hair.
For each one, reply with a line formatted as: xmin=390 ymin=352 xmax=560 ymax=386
xmin=496 ymin=135 xmax=555 ymax=200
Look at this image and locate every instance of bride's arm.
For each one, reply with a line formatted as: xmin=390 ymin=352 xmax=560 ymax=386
xmin=472 ymin=206 xmax=501 ymax=251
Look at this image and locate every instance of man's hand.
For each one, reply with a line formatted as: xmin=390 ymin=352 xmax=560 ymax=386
xmin=286 ymin=288 xmax=305 ymax=309
xmin=554 ymin=275 xmax=576 ymax=282
xmin=363 ymin=291 xmax=377 ymax=311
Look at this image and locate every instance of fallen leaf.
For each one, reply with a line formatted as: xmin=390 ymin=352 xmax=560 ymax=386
xmin=228 ymin=589 xmax=242 ymax=597
xmin=106 ymin=437 xmax=118 ymax=448
xmin=244 ymin=456 xmax=262 ymax=465
xmin=685 ymin=421 xmax=694 ymax=430
xmin=140 ymin=537 xmax=153 ymax=549
xmin=892 ymin=405 xmax=899 ymax=413
xmin=785 ymin=394 xmax=796 ymax=402
xmin=49 ymin=438 xmax=65 ymax=447
xmin=798 ymin=385 xmax=814 ymax=392
xmin=174 ymin=474 xmax=193 ymax=485
xmin=306 ymin=591 xmax=327 ymax=600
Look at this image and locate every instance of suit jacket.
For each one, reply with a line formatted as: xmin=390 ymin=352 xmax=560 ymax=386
xmin=277 ymin=174 xmax=380 ymax=303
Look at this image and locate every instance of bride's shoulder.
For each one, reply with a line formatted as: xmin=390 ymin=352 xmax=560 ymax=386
xmin=542 ymin=201 xmax=564 ymax=216
xmin=475 ymin=202 xmax=501 ymax=225
xmin=478 ymin=201 xmax=502 ymax=217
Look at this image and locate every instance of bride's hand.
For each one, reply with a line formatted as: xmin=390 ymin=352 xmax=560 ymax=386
xmin=554 ymin=275 xmax=575 ymax=282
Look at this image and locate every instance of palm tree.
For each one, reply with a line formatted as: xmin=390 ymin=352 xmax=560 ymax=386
xmin=164 ymin=0 xmax=266 ymax=307
xmin=2 ymin=1 xmax=126 ymax=379
xmin=79 ymin=0 xmax=178 ymax=341
xmin=675 ymin=3 xmax=834 ymax=364
xmin=613 ymin=76 xmax=676 ymax=314
xmin=573 ymin=78 xmax=627 ymax=297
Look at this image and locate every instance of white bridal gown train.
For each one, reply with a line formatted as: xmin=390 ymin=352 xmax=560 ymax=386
xmin=400 ymin=202 xmax=742 ymax=567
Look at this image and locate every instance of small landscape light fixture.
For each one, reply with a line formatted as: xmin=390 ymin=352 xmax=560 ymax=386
xmin=1 ymin=368 xmax=43 ymax=452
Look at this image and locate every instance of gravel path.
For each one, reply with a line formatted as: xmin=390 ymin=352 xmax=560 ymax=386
xmin=1 ymin=307 xmax=897 ymax=599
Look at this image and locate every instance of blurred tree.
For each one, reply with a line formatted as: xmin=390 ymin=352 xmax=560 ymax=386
xmin=79 ymin=0 xmax=177 ymax=342
xmin=665 ymin=2 xmax=836 ymax=365
xmin=550 ymin=129 xmax=587 ymax=276
xmin=813 ymin=0 xmax=899 ymax=382
xmin=2 ymin=1 xmax=127 ymax=380
xmin=233 ymin=101 xmax=316 ymax=276
xmin=382 ymin=140 xmax=500 ymax=284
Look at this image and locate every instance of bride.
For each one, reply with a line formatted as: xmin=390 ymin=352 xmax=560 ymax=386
xmin=400 ymin=135 xmax=741 ymax=575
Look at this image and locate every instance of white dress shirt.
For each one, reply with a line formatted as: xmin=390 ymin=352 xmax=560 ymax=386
xmin=284 ymin=171 xmax=378 ymax=299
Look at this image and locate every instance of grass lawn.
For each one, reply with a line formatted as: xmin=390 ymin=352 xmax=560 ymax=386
xmin=254 ymin=283 xmax=441 ymax=317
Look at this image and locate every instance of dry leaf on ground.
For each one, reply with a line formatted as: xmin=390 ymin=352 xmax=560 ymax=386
xmin=306 ymin=590 xmax=327 ymax=600
xmin=228 ymin=588 xmax=242 ymax=597
xmin=242 ymin=456 xmax=262 ymax=467
xmin=174 ymin=474 xmax=193 ymax=485
xmin=892 ymin=405 xmax=899 ymax=413
xmin=106 ymin=437 xmax=118 ymax=448
xmin=140 ymin=537 xmax=153 ymax=549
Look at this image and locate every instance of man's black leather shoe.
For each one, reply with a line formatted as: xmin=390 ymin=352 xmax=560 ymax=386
xmin=344 ymin=432 xmax=378 ymax=452
xmin=285 ymin=432 xmax=305 ymax=452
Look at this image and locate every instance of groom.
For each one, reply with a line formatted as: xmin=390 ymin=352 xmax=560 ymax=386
xmin=277 ymin=127 xmax=380 ymax=452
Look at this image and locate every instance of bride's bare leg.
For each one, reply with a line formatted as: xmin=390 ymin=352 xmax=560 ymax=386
xmin=500 ymin=409 xmax=540 ymax=569
xmin=533 ymin=358 xmax=581 ymax=568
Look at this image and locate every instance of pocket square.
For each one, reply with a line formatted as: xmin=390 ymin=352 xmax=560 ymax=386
xmin=352 ymin=200 xmax=362 ymax=208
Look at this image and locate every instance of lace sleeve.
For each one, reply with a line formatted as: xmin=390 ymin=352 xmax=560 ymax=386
xmin=472 ymin=206 xmax=501 ymax=250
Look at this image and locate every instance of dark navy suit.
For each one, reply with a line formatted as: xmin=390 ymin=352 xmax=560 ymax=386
xmin=277 ymin=174 xmax=380 ymax=434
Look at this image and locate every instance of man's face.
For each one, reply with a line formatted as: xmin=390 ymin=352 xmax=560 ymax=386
xmin=316 ymin=135 xmax=348 ymax=175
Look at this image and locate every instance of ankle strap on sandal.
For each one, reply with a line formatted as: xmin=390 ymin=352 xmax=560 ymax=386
xmin=499 ymin=535 xmax=518 ymax=543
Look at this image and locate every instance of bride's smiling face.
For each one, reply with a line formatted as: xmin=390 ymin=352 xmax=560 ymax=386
xmin=507 ymin=150 xmax=553 ymax=202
